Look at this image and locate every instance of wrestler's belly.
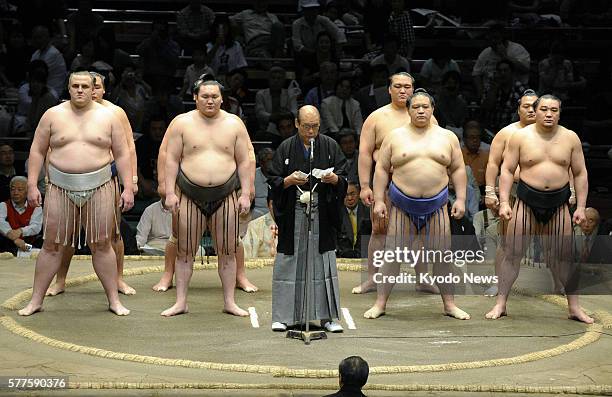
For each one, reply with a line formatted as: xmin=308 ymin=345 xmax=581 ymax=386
xmin=519 ymin=164 xmax=570 ymax=190
xmin=49 ymin=147 xmax=112 ymax=174
xmin=181 ymin=154 xmax=237 ymax=187
xmin=391 ymin=165 xmax=449 ymax=198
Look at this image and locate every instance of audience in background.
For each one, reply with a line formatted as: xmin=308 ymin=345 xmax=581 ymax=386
xmin=136 ymin=199 xmax=172 ymax=255
xmin=0 ymin=176 xmax=42 ymax=256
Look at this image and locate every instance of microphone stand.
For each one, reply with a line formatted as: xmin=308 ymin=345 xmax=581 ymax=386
xmin=287 ymin=137 xmax=327 ymax=345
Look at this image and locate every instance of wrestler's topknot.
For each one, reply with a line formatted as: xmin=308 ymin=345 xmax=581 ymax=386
xmin=407 ymin=88 xmax=435 ymax=107
xmin=192 ymin=74 xmax=225 ymax=95
xmin=517 ymin=88 xmax=538 ymax=104
xmin=532 ymin=94 xmax=562 ymax=112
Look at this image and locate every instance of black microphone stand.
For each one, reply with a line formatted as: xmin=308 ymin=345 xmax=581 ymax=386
xmin=287 ymin=137 xmax=327 ymax=344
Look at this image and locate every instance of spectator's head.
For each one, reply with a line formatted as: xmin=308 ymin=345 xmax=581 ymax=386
xmin=371 ymin=64 xmax=390 ymax=88
xmin=257 ymin=148 xmax=275 ymax=174
xmin=382 ymin=35 xmax=400 ymax=61
xmin=192 ymin=47 xmax=207 ymax=66
xmin=344 ymin=182 xmax=360 ymax=210
xmin=0 ymin=144 xmax=15 ymax=168
xmin=276 ymin=112 xmax=296 ymax=139
xmin=67 ymin=71 xmax=95 ymax=108
xmin=9 ymin=176 xmax=28 ymax=206
xmin=441 ymin=70 xmax=461 ymax=94
xmin=495 ymin=59 xmax=514 ymax=84
xmin=533 ymin=94 xmax=561 ymax=129
xmin=90 ymin=71 xmax=106 ymax=102
xmin=487 ymin=22 xmax=506 ymax=48
xmin=212 ymin=17 xmax=236 ymax=47
xmin=388 ymin=72 xmax=414 ymax=106
xmin=338 ymin=129 xmax=357 ymax=158
xmin=432 ymin=42 xmax=451 ymax=64
xmin=549 ymin=41 xmax=566 ymax=64
xmin=254 ymin=0 xmax=269 ymax=13
xmin=146 ymin=115 xmax=167 ymax=142
xmin=320 ymin=61 xmax=339 ymax=87
xmin=151 ymin=18 xmax=169 ymax=40
xmin=407 ymin=89 xmax=435 ymax=128
xmin=296 ymin=105 xmax=321 ymax=143
xmin=463 ymin=121 xmax=482 ymax=154
xmin=324 ymin=0 xmax=342 ymax=20
xmin=120 ymin=65 xmax=138 ymax=87
xmin=228 ymin=68 xmax=248 ymax=93
xmin=316 ymin=31 xmax=336 ymax=58
xmin=268 ymin=66 xmax=286 ymax=91
xmin=338 ymin=356 xmax=369 ymax=389
xmin=391 ymin=0 xmax=406 ymax=13
xmin=31 ymin=26 xmax=51 ymax=50
xmin=80 ymin=37 xmax=96 ymax=59
xmin=95 ymin=26 xmax=117 ymax=55
xmin=517 ymin=89 xmax=538 ymax=125
xmin=300 ymin=0 xmax=321 ymax=23
xmin=581 ymin=208 xmax=601 ymax=235
xmin=335 ymin=77 xmax=352 ymax=100
xmin=29 ymin=68 xmax=49 ymax=97
xmin=77 ymin=0 xmax=94 ymax=13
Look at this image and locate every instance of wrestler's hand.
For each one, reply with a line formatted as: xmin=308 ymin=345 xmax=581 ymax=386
xmin=120 ymin=189 xmax=134 ymax=212
xmin=573 ymin=207 xmax=586 ymax=226
xmin=238 ymin=194 xmax=251 ymax=215
xmin=360 ymin=187 xmax=373 ymax=206
xmin=499 ymin=202 xmax=512 ymax=221
xmin=27 ymin=185 xmax=42 ymax=208
xmin=373 ymin=201 xmax=387 ymax=220
xmin=484 ymin=196 xmax=500 ymax=214
xmin=450 ymin=200 xmax=465 ymax=219
xmin=321 ymin=172 xmax=338 ymax=185
xmin=165 ymin=193 xmax=180 ymax=214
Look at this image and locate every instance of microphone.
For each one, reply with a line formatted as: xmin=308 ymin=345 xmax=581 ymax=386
xmin=309 ymin=138 xmax=314 ymax=160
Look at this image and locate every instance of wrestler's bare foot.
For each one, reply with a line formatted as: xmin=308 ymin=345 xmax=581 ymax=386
xmin=161 ymin=304 xmax=189 ymax=317
xmin=485 ymin=304 xmax=507 ymax=319
xmin=568 ymin=308 xmax=594 ymax=324
xmin=236 ymin=278 xmax=258 ymax=293
xmin=484 ymin=285 xmax=498 ymax=297
xmin=416 ymin=283 xmax=440 ymax=294
xmin=117 ymin=279 xmax=136 ymax=295
xmin=152 ymin=273 xmax=173 ymax=292
xmin=45 ymin=283 xmax=65 ymax=296
xmin=351 ymin=280 xmax=376 ymax=294
xmin=364 ymin=304 xmax=386 ymax=319
xmin=445 ymin=306 xmax=471 ymax=320
xmin=223 ymin=303 xmax=249 ymax=317
xmin=108 ymin=303 xmax=130 ymax=316
xmin=18 ymin=303 xmax=43 ymax=316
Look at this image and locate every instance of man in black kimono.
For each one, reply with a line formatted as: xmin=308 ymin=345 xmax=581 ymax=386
xmin=268 ymin=105 xmax=348 ymax=332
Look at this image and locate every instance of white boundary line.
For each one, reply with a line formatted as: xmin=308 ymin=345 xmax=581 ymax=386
xmin=341 ymin=307 xmax=356 ymax=330
xmin=248 ymin=307 xmax=259 ymax=328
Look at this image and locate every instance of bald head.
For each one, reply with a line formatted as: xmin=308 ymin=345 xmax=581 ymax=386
xmin=297 ymin=105 xmax=319 ymax=123
xmin=581 ymin=207 xmax=601 ymax=235
xmin=296 ymin=105 xmax=320 ymax=144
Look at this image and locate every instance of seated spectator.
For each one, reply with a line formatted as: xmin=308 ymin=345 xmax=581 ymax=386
xmin=370 ymin=35 xmax=411 ymax=75
xmin=449 ymin=166 xmax=480 ymax=222
xmin=179 ymin=47 xmax=215 ymax=98
xmin=472 ymin=23 xmax=530 ymax=99
xmin=266 ymin=112 xmax=297 ymax=148
xmin=419 ymin=43 xmax=461 ymax=95
xmin=354 ymin=64 xmax=390 ymax=118
xmin=338 ymin=128 xmax=359 ymax=183
xmin=69 ymin=38 xmax=96 ymax=72
xmin=66 ymin=0 xmax=104 ymax=56
xmin=136 ymin=19 xmax=180 ymax=85
xmin=387 ymin=0 xmax=415 ymax=58
xmin=300 ymin=31 xmax=341 ymax=91
xmin=574 ymin=207 xmax=600 ymax=262
xmin=304 ymin=61 xmax=339 ymax=109
xmin=14 ymin=64 xmax=58 ymax=136
xmin=461 ymin=123 xmax=489 ymax=192
xmin=227 ymin=68 xmax=253 ymax=105
xmin=143 ymin=81 xmax=185 ymax=127
xmin=176 ymin=0 xmax=215 ymax=50
xmin=0 ymin=176 xmax=43 ymax=256
xmin=136 ymin=199 xmax=172 ymax=255
xmin=207 ymin=17 xmax=248 ymax=81
xmin=323 ymin=356 xmax=369 ymax=397
xmin=221 ymin=88 xmax=245 ymax=120
xmin=473 ymin=208 xmax=499 ymax=260
xmin=480 ymin=60 xmax=526 ymax=132
xmin=321 ymin=77 xmax=363 ymax=137
xmin=15 ymin=0 xmax=66 ymax=46
xmin=30 ymin=25 xmax=67 ymax=97
xmin=538 ymin=41 xmax=586 ymax=102
xmin=111 ymin=66 xmax=151 ymax=133
xmin=253 ymin=148 xmax=274 ymax=220
xmin=255 ymin=66 xmax=299 ymax=135
xmin=337 ymin=182 xmax=370 ymax=258
xmin=93 ymin=26 xmax=133 ymax=80
xmin=0 ymin=144 xmax=22 ymax=202
xmin=136 ymin=115 xmax=166 ymax=199
xmin=230 ymin=0 xmax=285 ymax=58
xmin=0 ymin=24 xmax=32 ymax=87
xmin=242 ymin=212 xmax=277 ymax=258
xmin=434 ymin=70 xmax=467 ymax=129
xmin=292 ymin=0 xmax=346 ymax=67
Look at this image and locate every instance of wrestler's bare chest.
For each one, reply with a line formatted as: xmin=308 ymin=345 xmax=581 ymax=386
xmin=50 ymin=113 xmax=112 ymax=149
xmin=180 ymin=119 xmax=237 ymax=156
xmin=374 ymin=111 xmax=409 ymax=149
xmin=520 ymin=132 xmax=571 ymax=168
xmin=391 ymin=131 xmax=451 ymax=168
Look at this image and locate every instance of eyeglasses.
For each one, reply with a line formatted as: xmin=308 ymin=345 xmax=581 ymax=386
xmin=301 ymin=123 xmax=320 ymax=131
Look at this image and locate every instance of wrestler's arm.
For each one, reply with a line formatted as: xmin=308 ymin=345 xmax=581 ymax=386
xmin=157 ymin=117 xmax=177 ymax=199
xmin=485 ymin=129 xmax=507 ymax=188
xmin=373 ymin=132 xmax=392 ymax=203
xmin=358 ymin=112 xmax=377 ymax=189
xmin=114 ymin=106 xmax=138 ymax=188
xmin=27 ymin=109 xmax=53 ymax=201
xmin=164 ymin=119 xmax=183 ymax=200
xmin=234 ymin=119 xmax=254 ymax=198
xmin=448 ymin=132 xmax=467 ymax=203
xmin=109 ymin=111 xmax=133 ymax=192
xmin=499 ymin=132 xmax=521 ymax=205
xmin=569 ymin=131 xmax=588 ymax=210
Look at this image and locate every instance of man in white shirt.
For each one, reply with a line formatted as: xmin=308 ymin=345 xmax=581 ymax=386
xmin=136 ymin=200 xmax=172 ymax=255
xmin=0 ymin=176 xmax=43 ymax=255
xmin=370 ymin=35 xmax=411 ymax=75
xmin=230 ymin=0 xmax=285 ymax=58
xmin=321 ymin=77 xmax=363 ymax=137
xmin=292 ymin=0 xmax=346 ymax=63
xmin=30 ymin=26 xmax=67 ymax=97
